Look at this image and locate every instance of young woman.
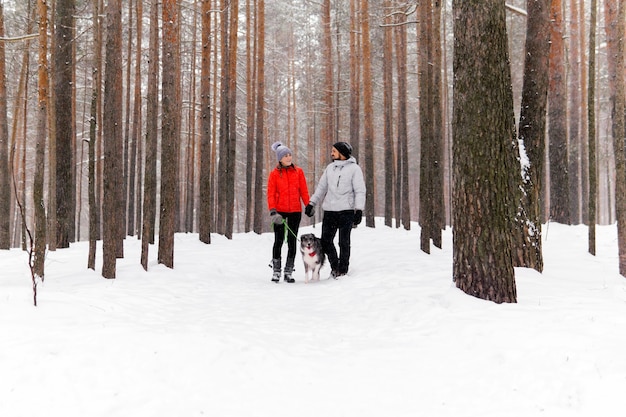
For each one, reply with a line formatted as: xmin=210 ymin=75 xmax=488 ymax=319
xmin=267 ymin=142 xmax=310 ymax=283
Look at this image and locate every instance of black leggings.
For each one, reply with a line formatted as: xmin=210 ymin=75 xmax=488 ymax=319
xmin=272 ymin=212 xmax=302 ymax=261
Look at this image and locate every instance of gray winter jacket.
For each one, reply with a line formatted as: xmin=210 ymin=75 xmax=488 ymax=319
xmin=310 ymin=156 xmax=366 ymax=212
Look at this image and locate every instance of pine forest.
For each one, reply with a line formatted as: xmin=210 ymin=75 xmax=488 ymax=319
xmin=0 ymin=0 xmax=625 ymax=303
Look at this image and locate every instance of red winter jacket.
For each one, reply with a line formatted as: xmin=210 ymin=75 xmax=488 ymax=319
xmin=267 ymin=164 xmax=310 ymax=213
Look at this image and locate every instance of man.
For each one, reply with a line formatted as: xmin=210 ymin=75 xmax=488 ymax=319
xmin=305 ymin=142 xmax=366 ymax=278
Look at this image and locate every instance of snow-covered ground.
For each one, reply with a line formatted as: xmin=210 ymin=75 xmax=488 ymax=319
xmin=2 ymin=219 xmax=625 ymax=416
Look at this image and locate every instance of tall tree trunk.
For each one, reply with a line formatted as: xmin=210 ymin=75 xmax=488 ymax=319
xmin=224 ymin=0 xmax=238 ymax=239
xmin=88 ymin=0 xmax=103 ymax=270
xmin=199 ymin=0 xmax=212 ymax=244
xmin=34 ymin=0 xmax=49 ymax=279
xmin=548 ymin=0 xmax=570 ymax=224
xmin=95 ymin=0 xmax=103 ymax=242
xmin=244 ymin=0 xmax=256 ymax=233
xmin=185 ymin=0 xmax=198 ymax=234
xmin=54 ymin=0 xmax=75 ymax=249
xmin=321 ymin=0 xmax=334 ymax=151
xmin=588 ymin=0 xmax=598 ymax=255
xmin=253 ymin=0 xmax=266 ymax=234
xmin=141 ymin=0 xmax=160 ymax=269
xmin=361 ymin=0 xmax=375 ymax=228
xmin=419 ymin=0 xmax=433 ymax=248
xmin=131 ymin=0 xmax=143 ymax=237
xmin=211 ymin=6 xmax=219 ymax=233
xmin=0 ymin=3 xmax=9 ymax=250
xmin=102 ymin=0 xmax=123 ymax=279
xmin=513 ymin=0 xmax=551 ymax=272
xmin=419 ymin=0 xmax=444 ymax=251
xmin=217 ymin=0 xmax=229 ymax=236
xmin=431 ymin=0 xmax=445 ymax=246
xmin=48 ymin=4 xmax=57 ymax=252
xmin=452 ymin=0 xmax=517 ymax=303
xmin=158 ymin=0 xmax=181 ymax=267
xmin=383 ymin=0 xmax=394 ymax=228
xmin=123 ymin=0 xmax=133 ymax=236
xmin=349 ymin=0 xmax=360 ymax=155
xmin=395 ymin=7 xmax=410 ymax=230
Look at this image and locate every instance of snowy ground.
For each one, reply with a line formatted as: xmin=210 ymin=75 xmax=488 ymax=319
xmin=2 ymin=219 xmax=626 ymax=416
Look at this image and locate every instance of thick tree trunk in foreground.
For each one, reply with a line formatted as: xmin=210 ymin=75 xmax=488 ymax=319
xmin=452 ymin=0 xmax=517 ymax=303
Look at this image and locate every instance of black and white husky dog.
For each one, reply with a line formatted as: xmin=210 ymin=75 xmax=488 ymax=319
xmin=300 ymin=233 xmax=326 ymax=283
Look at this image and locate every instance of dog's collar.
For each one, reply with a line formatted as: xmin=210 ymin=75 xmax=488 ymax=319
xmin=309 ymin=251 xmax=316 ymax=257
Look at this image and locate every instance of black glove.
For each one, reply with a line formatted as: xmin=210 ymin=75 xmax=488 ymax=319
xmin=354 ymin=210 xmax=363 ymax=225
xmin=270 ymin=209 xmax=283 ymax=225
xmin=305 ymin=204 xmax=315 ymax=217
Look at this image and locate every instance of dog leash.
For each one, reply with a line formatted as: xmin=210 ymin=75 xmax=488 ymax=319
xmin=281 ymin=218 xmax=300 ymax=243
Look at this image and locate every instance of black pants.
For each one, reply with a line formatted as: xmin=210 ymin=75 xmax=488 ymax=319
xmin=321 ymin=210 xmax=354 ymax=274
xmin=272 ymin=212 xmax=302 ymax=261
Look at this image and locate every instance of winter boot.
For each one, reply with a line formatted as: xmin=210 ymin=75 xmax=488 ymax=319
xmin=271 ymin=258 xmax=282 ymax=283
xmin=284 ymin=258 xmax=295 ymax=283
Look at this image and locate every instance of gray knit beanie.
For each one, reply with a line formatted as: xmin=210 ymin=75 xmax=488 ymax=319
xmin=271 ymin=141 xmax=292 ymax=162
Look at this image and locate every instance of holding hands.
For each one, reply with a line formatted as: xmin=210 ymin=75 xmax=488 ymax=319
xmin=305 ymin=204 xmax=315 ymax=217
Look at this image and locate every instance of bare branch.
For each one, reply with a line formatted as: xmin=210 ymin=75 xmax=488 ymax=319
xmin=506 ymin=3 xmax=527 ymax=16
xmin=0 ymin=33 xmax=39 ymax=42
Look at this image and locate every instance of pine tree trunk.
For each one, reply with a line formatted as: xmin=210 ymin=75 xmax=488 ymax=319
xmin=395 ymin=11 xmax=410 ymax=230
xmin=244 ymin=0 xmax=254 ymax=233
xmin=588 ymin=0 xmax=598 ymax=255
xmin=54 ymin=0 xmax=75 ymax=249
xmin=548 ymin=0 xmax=570 ymax=224
xmin=123 ymin=0 xmax=133 ymax=237
xmin=130 ymin=0 xmax=143 ymax=237
xmin=102 ymin=0 xmax=123 ymax=278
xmin=431 ymin=0 xmax=445 ymax=247
xmin=383 ymin=0 xmax=394 ymax=228
xmin=0 ymin=3 xmax=10 ymax=250
xmin=34 ymin=0 xmax=49 ymax=279
xmin=199 ymin=0 xmax=212 ymax=244
xmin=452 ymin=0 xmax=517 ymax=303
xmin=158 ymin=0 xmax=181 ymax=268
xmin=513 ymin=0 xmax=551 ymax=272
xmin=349 ymin=0 xmax=360 ymax=155
xmin=88 ymin=0 xmax=102 ymax=270
xmin=217 ymin=0 xmax=229 ymax=236
xmin=181 ymin=1 xmax=197 ymax=234
xmin=253 ymin=0 xmax=266 ymax=235
xmin=224 ymin=0 xmax=238 ymax=240
xmin=419 ymin=0 xmax=433 ymax=250
xmin=322 ymin=0 xmax=334 ymax=151
xmin=141 ymin=0 xmax=160 ymax=269
xmin=361 ymin=0 xmax=375 ymax=228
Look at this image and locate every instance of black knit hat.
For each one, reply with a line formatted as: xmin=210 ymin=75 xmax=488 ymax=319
xmin=333 ymin=142 xmax=352 ymax=159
